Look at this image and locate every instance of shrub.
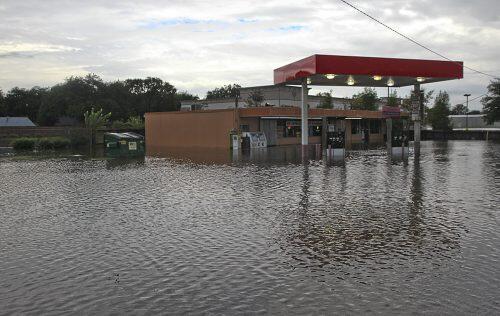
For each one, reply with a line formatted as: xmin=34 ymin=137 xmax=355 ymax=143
xmin=11 ymin=138 xmax=36 ymax=151
xmin=51 ymin=137 xmax=71 ymax=149
xmin=11 ymin=136 xmax=71 ymax=151
xmin=69 ymin=131 xmax=88 ymax=147
xmin=37 ymin=138 xmax=54 ymax=150
xmin=111 ymin=120 xmax=129 ymax=129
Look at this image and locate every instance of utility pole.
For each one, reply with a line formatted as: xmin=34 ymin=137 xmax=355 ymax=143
xmin=464 ymin=93 xmax=471 ymax=131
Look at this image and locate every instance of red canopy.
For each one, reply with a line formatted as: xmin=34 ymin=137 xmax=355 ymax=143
xmin=274 ymin=54 xmax=463 ymax=87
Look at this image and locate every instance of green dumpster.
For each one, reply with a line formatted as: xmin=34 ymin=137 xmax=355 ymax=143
xmin=104 ymin=132 xmax=145 ymax=156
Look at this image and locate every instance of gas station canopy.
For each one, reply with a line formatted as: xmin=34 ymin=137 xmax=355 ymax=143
xmin=274 ymin=54 xmax=463 ymax=87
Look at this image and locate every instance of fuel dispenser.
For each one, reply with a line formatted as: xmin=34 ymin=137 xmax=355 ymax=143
xmin=326 ymin=124 xmax=345 ymax=160
xmin=391 ymin=119 xmax=409 ymax=158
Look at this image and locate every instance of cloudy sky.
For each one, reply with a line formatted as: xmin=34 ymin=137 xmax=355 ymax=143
xmin=1 ymin=0 xmax=499 ymax=109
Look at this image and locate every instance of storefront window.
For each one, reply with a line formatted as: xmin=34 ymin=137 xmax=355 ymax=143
xmin=370 ymin=120 xmax=380 ymax=134
xmin=351 ymin=120 xmax=361 ymax=134
xmin=278 ymin=119 xmax=322 ymax=138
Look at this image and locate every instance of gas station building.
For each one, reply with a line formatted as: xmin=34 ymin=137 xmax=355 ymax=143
xmin=146 ymin=54 xmax=463 ymax=154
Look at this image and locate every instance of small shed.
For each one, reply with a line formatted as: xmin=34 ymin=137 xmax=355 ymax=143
xmin=0 ymin=117 xmax=36 ymax=127
xmin=104 ymin=132 xmax=145 ymax=156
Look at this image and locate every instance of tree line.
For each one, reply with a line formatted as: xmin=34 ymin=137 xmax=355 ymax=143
xmin=0 ymin=74 xmax=198 ymax=126
xmin=1 ymin=75 xmax=499 ymax=129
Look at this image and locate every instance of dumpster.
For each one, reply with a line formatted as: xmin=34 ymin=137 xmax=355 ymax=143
xmin=104 ymin=132 xmax=145 ymax=156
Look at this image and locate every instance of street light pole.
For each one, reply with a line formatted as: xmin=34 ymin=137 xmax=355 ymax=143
xmin=464 ymin=93 xmax=471 ymax=131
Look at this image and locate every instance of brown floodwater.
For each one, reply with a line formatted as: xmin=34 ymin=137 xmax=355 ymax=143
xmin=0 ymin=141 xmax=499 ymax=314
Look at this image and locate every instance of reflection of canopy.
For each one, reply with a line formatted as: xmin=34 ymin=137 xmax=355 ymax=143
xmin=274 ymin=54 xmax=463 ymax=87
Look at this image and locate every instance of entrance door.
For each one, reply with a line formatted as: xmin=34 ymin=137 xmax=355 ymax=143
xmin=260 ymin=119 xmax=277 ymax=146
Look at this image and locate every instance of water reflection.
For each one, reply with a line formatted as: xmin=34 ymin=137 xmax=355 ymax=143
xmin=0 ymin=141 xmax=499 ymax=314
xmin=274 ymin=152 xmax=462 ymax=275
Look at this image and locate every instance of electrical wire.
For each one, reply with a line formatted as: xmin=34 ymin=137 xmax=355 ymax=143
xmin=338 ymin=0 xmax=499 ymax=79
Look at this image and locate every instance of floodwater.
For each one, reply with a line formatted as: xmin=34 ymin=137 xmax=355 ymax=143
xmin=0 ymin=141 xmax=499 ymax=315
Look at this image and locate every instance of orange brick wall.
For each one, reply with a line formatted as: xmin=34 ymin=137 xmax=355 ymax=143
xmin=145 ymin=109 xmax=236 ymax=151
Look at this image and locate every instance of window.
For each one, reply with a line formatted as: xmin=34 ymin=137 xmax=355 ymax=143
xmin=351 ymin=120 xmax=361 ymax=134
xmin=240 ymin=124 xmax=250 ymax=132
xmin=369 ymin=120 xmax=380 ymax=134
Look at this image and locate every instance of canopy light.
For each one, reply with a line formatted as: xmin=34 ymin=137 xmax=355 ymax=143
xmin=416 ymin=77 xmax=426 ymax=82
xmin=387 ymin=77 xmax=395 ymax=87
xmin=347 ymin=75 xmax=355 ymax=86
xmin=345 ymin=117 xmax=362 ymax=120
xmin=306 ymin=78 xmax=312 ymax=84
xmin=373 ymin=75 xmax=383 ymax=81
xmin=325 ymin=74 xmax=336 ymax=79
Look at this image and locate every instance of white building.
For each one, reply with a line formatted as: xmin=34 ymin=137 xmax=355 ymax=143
xmin=181 ymin=85 xmax=353 ymax=111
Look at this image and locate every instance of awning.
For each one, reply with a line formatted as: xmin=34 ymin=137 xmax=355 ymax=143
xmin=274 ymin=54 xmax=463 ymax=87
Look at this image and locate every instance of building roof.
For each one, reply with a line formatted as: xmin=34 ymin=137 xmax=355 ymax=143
xmin=0 ymin=117 xmax=36 ymax=127
xmin=274 ymin=54 xmax=463 ymax=87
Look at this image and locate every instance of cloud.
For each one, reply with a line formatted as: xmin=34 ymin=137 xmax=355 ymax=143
xmin=0 ymin=0 xmax=499 ymax=109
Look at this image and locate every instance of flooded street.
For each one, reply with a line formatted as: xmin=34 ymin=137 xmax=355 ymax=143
xmin=1 ymin=141 xmax=499 ymax=314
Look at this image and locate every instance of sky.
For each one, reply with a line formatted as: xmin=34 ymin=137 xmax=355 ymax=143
xmin=0 ymin=0 xmax=499 ymax=110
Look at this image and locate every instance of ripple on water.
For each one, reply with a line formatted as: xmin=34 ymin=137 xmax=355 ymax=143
xmin=0 ymin=141 xmax=499 ymax=314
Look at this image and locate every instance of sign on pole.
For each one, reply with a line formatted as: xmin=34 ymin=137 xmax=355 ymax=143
xmin=382 ymin=106 xmax=401 ymax=118
xmin=411 ymin=92 xmax=420 ymax=121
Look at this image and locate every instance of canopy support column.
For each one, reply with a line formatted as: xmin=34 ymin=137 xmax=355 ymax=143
xmin=413 ymin=84 xmax=421 ymax=158
xmin=301 ymin=79 xmax=308 ymax=146
xmin=386 ymin=118 xmax=392 ymax=154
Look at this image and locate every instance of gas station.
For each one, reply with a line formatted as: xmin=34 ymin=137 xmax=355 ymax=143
xmin=273 ymin=54 xmax=463 ymax=157
xmin=145 ymin=54 xmax=463 ymax=159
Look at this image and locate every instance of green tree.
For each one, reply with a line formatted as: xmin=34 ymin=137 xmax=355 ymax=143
xmin=125 ymin=77 xmax=177 ymax=113
xmin=84 ymin=107 xmax=111 ymax=153
xmin=451 ymin=103 xmax=467 ymax=115
xmin=482 ymin=78 xmax=500 ymax=124
xmin=401 ymin=89 xmax=434 ymax=124
xmin=4 ymin=87 xmax=47 ymax=122
xmin=317 ymin=90 xmax=333 ymax=109
xmin=126 ymin=116 xmax=144 ymax=129
xmin=351 ymin=88 xmax=378 ymax=110
xmin=386 ymin=90 xmax=399 ymax=107
xmin=427 ymin=91 xmax=452 ymax=130
xmin=206 ymin=84 xmax=241 ymax=99
xmin=0 ymin=89 xmax=5 ymax=116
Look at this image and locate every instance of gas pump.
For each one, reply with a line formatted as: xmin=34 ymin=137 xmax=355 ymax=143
xmin=326 ymin=124 xmax=345 ymax=160
xmin=391 ymin=119 xmax=409 ymax=158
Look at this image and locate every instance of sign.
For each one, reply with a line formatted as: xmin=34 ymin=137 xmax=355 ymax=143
xmin=128 ymin=142 xmax=137 ymax=150
xmin=411 ymin=92 xmax=421 ymax=121
xmin=382 ymin=106 xmax=401 ymax=118
xmin=286 ymin=120 xmax=322 ymax=127
xmin=328 ymin=125 xmax=335 ymax=132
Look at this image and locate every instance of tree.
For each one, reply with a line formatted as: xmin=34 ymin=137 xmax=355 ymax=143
xmin=3 ymin=87 xmax=47 ymax=122
xmin=401 ymin=89 xmax=434 ymax=124
xmin=451 ymin=103 xmax=467 ymax=115
xmin=0 ymin=89 xmax=5 ymax=116
xmin=317 ymin=90 xmax=333 ymax=109
xmin=84 ymin=107 xmax=111 ymax=154
xmin=482 ymin=78 xmax=500 ymax=125
xmin=206 ymin=84 xmax=241 ymax=99
xmin=245 ymin=90 xmax=264 ymax=107
xmin=427 ymin=91 xmax=452 ymax=130
xmin=386 ymin=90 xmax=399 ymax=107
xmin=351 ymin=88 xmax=378 ymax=110
xmin=125 ymin=77 xmax=178 ymax=113
xmin=126 ymin=116 xmax=144 ymax=129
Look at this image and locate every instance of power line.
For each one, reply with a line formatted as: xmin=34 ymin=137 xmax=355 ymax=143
xmin=338 ymin=0 xmax=499 ymax=79
xmin=463 ymin=93 xmax=486 ymax=104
